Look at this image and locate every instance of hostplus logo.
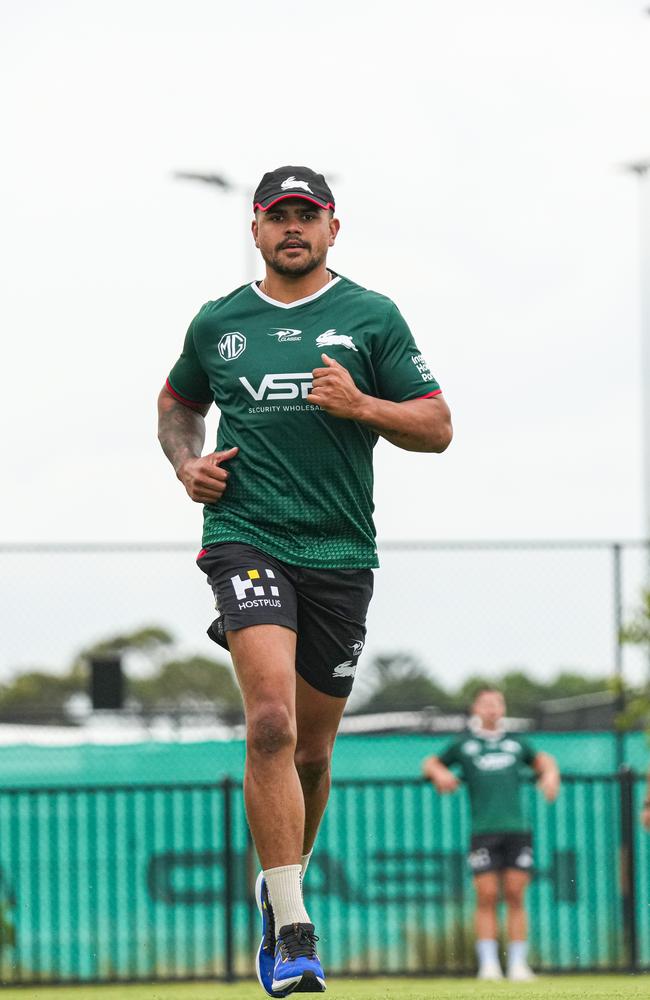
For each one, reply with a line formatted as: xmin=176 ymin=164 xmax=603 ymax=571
xmin=231 ymin=568 xmax=281 ymax=611
xmin=268 ymin=327 xmax=302 ymax=343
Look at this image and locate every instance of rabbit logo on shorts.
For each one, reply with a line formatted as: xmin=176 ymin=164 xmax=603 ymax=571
xmin=332 ymin=639 xmax=365 ymax=678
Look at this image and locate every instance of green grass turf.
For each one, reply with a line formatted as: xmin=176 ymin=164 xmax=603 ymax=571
xmin=0 ymin=977 xmax=647 ymax=1000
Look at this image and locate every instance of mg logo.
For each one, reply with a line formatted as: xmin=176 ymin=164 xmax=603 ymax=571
xmin=218 ymin=332 xmax=247 ymax=361
xmin=239 ymin=372 xmax=313 ymax=401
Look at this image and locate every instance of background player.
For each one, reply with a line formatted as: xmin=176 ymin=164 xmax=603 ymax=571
xmin=158 ymin=166 xmax=453 ymax=994
xmin=422 ymin=687 xmax=560 ymax=981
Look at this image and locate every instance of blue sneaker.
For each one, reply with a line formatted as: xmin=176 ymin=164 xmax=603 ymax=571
xmin=256 ymin=872 xmax=286 ymax=996
xmin=272 ymin=922 xmax=326 ymax=994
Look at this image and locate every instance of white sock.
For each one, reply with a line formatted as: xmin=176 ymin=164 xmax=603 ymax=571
xmin=507 ymin=940 xmax=528 ymax=967
xmin=300 ymin=851 xmax=312 ymax=880
xmin=264 ymin=864 xmax=310 ymax=931
xmin=476 ymin=939 xmax=499 ymax=967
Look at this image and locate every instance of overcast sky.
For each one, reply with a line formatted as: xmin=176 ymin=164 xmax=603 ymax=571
xmin=1 ymin=1 xmax=650 ymax=685
xmin=2 ymin=0 xmax=649 ymax=544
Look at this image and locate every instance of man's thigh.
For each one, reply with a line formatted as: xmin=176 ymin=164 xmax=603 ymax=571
xmin=295 ymin=672 xmax=348 ymax=756
xmin=227 ymin=624 xmax=297 ymax=715
xmin=502 ymin=867 xmax=531 ymax=900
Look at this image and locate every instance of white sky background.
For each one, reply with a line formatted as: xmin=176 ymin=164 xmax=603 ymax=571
xmin=1 ymin=0 xmax=650 ymax=687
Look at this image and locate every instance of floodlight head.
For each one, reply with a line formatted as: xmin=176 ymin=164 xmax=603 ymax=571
xmin=623 ymin=160 xmax=650 ymax=178
xmin=173 ymin=171 xmax=233 ymax=189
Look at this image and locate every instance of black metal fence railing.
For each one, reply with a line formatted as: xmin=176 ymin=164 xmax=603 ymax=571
xmin=0 ymin=771 xmax=647 ymax=985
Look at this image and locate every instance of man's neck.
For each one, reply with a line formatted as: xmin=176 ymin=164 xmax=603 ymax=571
xmin=259 ymin=266 xmax=331 ymax=304
xmin=469 ymin=715 xmax=505 ymax=739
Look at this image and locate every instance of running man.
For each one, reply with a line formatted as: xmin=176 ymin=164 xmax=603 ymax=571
xmin=422 ymin=687 xmax=560 ymax=981
xmin=158 ymin=166 xmax=453 ymax=994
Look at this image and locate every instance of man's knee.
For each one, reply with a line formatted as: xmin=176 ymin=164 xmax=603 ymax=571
xmin=248 ymin=707 xmax=296 ymax=758
xmin=504 ymin=885 xmax=525 ymax=908
xmin=476 ymin=883 xmax=500 ymax=908
xmin=294 ymin=746 xmax=331 ymax=790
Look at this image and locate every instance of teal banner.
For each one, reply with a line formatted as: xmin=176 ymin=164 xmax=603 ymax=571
xmin=0 ymin=771 xmax=646 ymax=983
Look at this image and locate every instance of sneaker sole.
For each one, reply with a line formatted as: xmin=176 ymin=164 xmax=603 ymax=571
xmin=254 ymin=872 xmax=266 ymax=993
xmin=272 ymin=972 xmax=326 ymax=994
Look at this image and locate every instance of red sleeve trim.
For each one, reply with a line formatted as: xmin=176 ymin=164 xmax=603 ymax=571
xmin=418 ymin=388 xmax=442 ymax=399
xmin=165 ymin=378 xmax=211 ymax=411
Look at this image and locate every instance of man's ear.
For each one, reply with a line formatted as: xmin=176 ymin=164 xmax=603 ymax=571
xmin=329 ymin=216 xmax=340 ymax=247
xmin=251 ymin=217 xmax=259 ymax=246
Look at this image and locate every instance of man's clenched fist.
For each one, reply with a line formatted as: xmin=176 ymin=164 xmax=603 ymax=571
xmin=307 ymin=354 xmax=365 ymax=419
xmin=178 ymin=446 xmax=239 ymax=503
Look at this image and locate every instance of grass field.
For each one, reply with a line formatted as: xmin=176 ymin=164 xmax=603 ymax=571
xmin=0 ymin=977 xmax=646 ymax=1000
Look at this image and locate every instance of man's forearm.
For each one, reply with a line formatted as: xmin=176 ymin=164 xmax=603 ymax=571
xmin=422 ymin=756 xmax=445 ymax=779
xmin=356 ymin=395 xmax=452 ymax=453
xmin=157 ymin=392 xmax=207 ymax=474
xmin=535 ymin=752 xmax=559 ymax=778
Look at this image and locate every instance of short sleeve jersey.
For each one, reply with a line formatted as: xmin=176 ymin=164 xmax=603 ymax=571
xmin=167 ymin=274 xmax=441 ymax=568
xmin=438 ymin=731 xmax=537 ymax=835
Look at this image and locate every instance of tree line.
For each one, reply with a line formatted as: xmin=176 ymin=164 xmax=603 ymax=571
xmin=0 ymin=625 xmax=624 ymax=725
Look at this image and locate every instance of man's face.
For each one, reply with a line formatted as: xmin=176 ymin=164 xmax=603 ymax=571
xmin=472 ymin=690 xmax=506 ymax=727
xmin=252 ymin=199 xmax=339 ymax=278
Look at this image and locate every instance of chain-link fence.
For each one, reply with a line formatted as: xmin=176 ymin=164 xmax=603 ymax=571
xmin=0 ymin=540 xmax=649 ymax=983
xmin=0 ymin=539 xmax=648 ymax=691
xmin=0 ymin=771 xmax=646 ymax=984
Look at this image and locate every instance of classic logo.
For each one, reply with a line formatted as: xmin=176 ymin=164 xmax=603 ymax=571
xmin=218 ymin=332 xmax=246 ymax=361
xmin=281 ymin=176 xmax=313 ymax=193
xmin=239 ymin=372 xmax=313 ymax=401
xmin=268 ymin=327 xmax=302 ymax=343
xmin=316 ymin=329 xmax=358 ymax=352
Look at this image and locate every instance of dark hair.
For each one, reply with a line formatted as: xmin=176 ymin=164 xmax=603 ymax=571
xmin=471 ymin=686 xmax=504 ymax=703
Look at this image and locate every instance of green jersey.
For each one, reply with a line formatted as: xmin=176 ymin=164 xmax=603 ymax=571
xmin=439 ymin=730 xmax=537 ymax=835
xmin=167 ymin=273 xmax=441 ymax=568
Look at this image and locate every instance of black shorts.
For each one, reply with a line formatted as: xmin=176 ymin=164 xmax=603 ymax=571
xmin=468 ymin=832 xmax=533 ymax=875
xmin=196 ymin=543 xmax=374 ymax=698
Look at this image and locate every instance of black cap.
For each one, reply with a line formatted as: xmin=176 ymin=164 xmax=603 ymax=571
xmin=253 ymin=166 xmax=335 ymax=212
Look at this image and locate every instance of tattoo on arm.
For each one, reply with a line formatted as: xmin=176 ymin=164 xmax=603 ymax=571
xmin=157 ymin=392 xmax=207 ymax=473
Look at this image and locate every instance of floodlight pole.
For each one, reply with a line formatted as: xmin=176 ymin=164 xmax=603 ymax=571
xmin=623 ymin=161 xmax=650 ymax=688
xmin=624 ymin=163 xmax=650 ymax=549
xmin=173 ymin=171 xmax=258 ymax=281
